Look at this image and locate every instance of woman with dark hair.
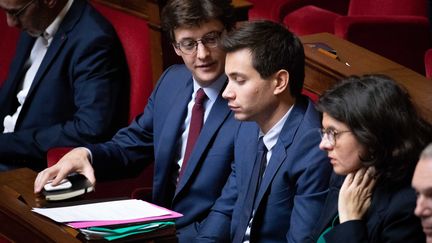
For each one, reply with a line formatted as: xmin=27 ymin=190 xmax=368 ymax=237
xmin=308 ymin=75 xmax=432 ymax=242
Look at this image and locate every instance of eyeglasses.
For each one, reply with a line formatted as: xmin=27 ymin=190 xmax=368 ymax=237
xmin=319 ymin=127 xmax=351 ymax=146
xmin=3 ymin=0 xmax=36 ymax=19
xmin=175 ymin=31 xmax=222 ymax=55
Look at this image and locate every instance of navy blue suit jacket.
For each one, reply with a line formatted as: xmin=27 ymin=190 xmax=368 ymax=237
xmin=196 ymin=97 xmax=332 ymax=243
xmin=88 ymin=64 xmax=239 ymax=242
xmin=0 ymin=0 xmax=128 ymax=169
xmin=307 ymin=174 xmax=425 ymax=243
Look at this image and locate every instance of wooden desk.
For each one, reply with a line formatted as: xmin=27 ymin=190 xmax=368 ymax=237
xmin=0 ymin=168 xmax=79 ymax=242
xmin=300 ymin=33 xmax=432 ymax=124
xmin=0 ymin=168 xmax=176 ymax=242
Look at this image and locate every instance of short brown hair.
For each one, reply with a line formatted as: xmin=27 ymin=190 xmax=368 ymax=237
xmin=161 ymin=0 xmax=234 ymax=43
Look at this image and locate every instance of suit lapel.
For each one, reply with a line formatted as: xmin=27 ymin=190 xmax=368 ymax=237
xmin=26 ymin=33 xmax=67 ymax=99
xmin=243 ymin=127 xmax=261 ymax=191
xmin=232 ymin=124 xmax=260 ymax=243
xmin=311 ymin=179 xmax=341 ymax=240
xmin=24 ymin=0 xmax=84 ymax=103
xmin=254 ymin=102 xmax=305 ymax=206
xmin=156 ymin=80 xmax=192 ymax=187
xmin=175 ymin=93 xmax=232 ymax=194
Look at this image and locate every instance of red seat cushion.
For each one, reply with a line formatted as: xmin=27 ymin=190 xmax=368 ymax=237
xmin=283 ymin=5 xmax=340 ymax=35
xmin=0 ymin=12 xmax=19 ymax=86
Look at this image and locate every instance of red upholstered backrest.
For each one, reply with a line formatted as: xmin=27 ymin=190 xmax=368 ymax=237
xmin=279 ymin=0 xmax=349 ymax=20
xmin=425 ymin=49 xmax=432 ymax=79
xmin=92 ymin=2 xmax=153 ymax=123
xmin=0 ymin=236 xmax=12 ymax=243
xmin=47 ymin=147 xmax=73 ymax=167
xmin=248 ymin=0 xmax=292 ymax=22
xmin=0 ymin=12 xmax=19 ymax=87
xmin=248 ymin=0 xmax=349 ymax=23
xmin=348 ymin=0 xmax=428 ymax=17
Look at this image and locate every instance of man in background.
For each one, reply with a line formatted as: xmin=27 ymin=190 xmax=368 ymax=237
xmin=0 ymin=0 xmax=128 ymax=170
xmin=412 ymin=143 xmax=432 ymax=243
xmin=34 ymin=0 xmax=239 ymax=242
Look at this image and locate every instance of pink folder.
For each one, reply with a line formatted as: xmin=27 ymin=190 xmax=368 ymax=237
xmin=68 ymin=203 xmax=183 ymax=229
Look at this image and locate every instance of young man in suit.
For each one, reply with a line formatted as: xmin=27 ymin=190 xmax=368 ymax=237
xmin=413 ymin=143 xmax=432 ymax=243
xmin=196 ymin=20 xmax=332 ymax=243
xmin=34 ymin=0 xmax=238 ymax=242
xmin=0 ymin=0 xmax=128 ymax=170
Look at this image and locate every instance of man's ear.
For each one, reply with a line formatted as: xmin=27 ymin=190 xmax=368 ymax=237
xmin=273 ymin=69 xmax=289 ymax=95
xmin=173 ymin=44 xmax=182 ymax=56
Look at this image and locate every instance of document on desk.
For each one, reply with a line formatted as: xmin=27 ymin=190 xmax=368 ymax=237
xmin=32 ymin=199 xmax=175 ymax=223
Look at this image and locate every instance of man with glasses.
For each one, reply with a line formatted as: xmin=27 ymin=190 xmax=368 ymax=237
xmin=3 ymin=0 xmax=35 ymax=21
xmin=0 ymin=0 xmax=128 ymax=170
xmin=196 ymin=20 xmax=332 ymax=243
xmin=34 ymin=0 xmax=238 ymax=242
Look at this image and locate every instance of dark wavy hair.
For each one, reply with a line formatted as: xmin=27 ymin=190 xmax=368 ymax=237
xmin=161 ymin=0 xmax=235 ymax=43
xmin=316 ymin=75 xmax=432 ymax=184
xmin=219 ymin=20 xmax=305 ymax=98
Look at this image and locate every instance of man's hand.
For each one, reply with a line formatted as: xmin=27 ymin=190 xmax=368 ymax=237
xmin=338 ymin=166 xmax=376 ymax=223
xmin=34 ymin=147 xmax=95 ymax=193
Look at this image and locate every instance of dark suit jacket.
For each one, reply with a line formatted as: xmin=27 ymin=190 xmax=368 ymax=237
xmin=0 ymin=0 xmax=128 ymax=169
xmin=307 ymin=174 xmax=425 ymax=243
xmin=196 ymin=97 xmax=333 ymax=243
xmin=88 ymin=64 xmax=239 ymax=242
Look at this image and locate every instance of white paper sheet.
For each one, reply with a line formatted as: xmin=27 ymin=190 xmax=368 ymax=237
xmin=32 ymin=199 xmax=171 ymax=222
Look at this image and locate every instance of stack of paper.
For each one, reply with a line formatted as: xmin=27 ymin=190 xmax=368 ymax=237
xmin=32 ymin=199 xmax=182 ymax=241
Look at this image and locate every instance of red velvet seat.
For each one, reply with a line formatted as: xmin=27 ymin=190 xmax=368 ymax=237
xmin=0 ymin=12 xmax=19 ymax=86
xmin=47 ymin=2 xmax=154 ymax=199
xmin=91 ymin=2 xmax=153 ymax=122
xmin=248 ymin=0 xmax=349 ymax=23
xmin=426 ymin=49 xmax=432 ymax=79
xmin=248 ymin=0 xmax=292 ymax=22
xmin=283 ymin=0 xmax=432 ymax=74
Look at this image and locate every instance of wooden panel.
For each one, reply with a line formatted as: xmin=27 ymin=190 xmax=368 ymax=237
xmin=300 ymin=33 xmax=432 ymax=124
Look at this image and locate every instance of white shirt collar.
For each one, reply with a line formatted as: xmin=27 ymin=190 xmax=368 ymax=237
xmin=192 ymin=74 xmax=227 ymax=102
xmin=260 ymin=106 xmax=293 ymax=151
xmin=43 ymin=0 xmax=74 ymax=46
